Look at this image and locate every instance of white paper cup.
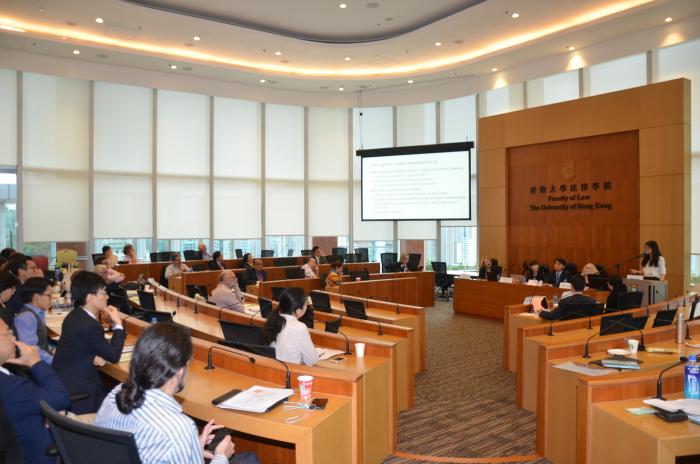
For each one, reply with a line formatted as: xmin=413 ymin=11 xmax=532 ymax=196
xmin=627 ymin=339 xmax=639 ymax=354
xmin=355 ymin=343 xmax=366 ymax=358
xmin=298 ymin=375 xmax=313 ymax=404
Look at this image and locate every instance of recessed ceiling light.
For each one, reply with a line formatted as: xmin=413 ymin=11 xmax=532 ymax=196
xmin=169 ymin=64 xmax=177 ymax=69
xmin=434 ymin=41 xmax=442 ymax=47
xmin=511 ymin=12 xmax=520 ymax=18
xmin=664 ymin=17 xmax=673 ymax=23
xmin=72 ymin=49 xmax=80 ymax=55
xmin=193 ymin=35 xmax=201 ymax=41
xmin=0 ymin=25 xmax=26 ymax=32
xmin=407 ymin=79 xmax=414 ymax=84
xmin=274 ymin=51 xmax=282 ymax=56
xmin=344 ymin=56 xmax=351 ymax=61
xmin=567 ymin=45 xmax=576 ymax=51
xmin=491 ymin=67 xmax=498 ymax=72
xmin=339 ymin=3 xmax=347 ymax=8
xmin=95 ymin=17 xmax=104 ymax=24
xmin=339 ymin=86 xmax=345 ymax=91
xmin=259 ymin=79 xmax=266 ymax=83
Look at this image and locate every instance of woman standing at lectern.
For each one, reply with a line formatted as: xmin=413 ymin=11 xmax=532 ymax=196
xmin=630 ymin=240 xmax=666 ymax=280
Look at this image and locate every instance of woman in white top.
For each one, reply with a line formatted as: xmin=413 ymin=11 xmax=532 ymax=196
xmin=261 ymin=287 xmax=318 ymax=366
xmin=630 ymin=240 xmax=666 ymax=280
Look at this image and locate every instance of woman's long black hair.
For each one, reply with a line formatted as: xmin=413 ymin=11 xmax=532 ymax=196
xmin=261 ymin=287 xmax=307 ymax=346
xmin=641 ymin=240 xmax=662 ymax=268
xmin=116 ymin=323 xmax=192 ymax=414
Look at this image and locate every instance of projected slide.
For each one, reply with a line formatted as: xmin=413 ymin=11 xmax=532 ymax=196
xmin=361 ymin=149 xmax=470 ymax=220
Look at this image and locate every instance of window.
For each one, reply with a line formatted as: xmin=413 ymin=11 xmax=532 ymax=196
xmin=94 ymin=239 xmax=152 ymax=262
xmin=527 ymin=70 xmax=579 ymax=107
xmin=585 ymin=53 xmax=646 ymax=96
xmin=265 ymin=235 xmax=305 ymax=258
xmin=353 ymin=240 xmax=393 ymax=263
xmin=0 ymin=172 xmax=17 ymax=251
xmin=440 ymin=227 xmax=478 ymax=270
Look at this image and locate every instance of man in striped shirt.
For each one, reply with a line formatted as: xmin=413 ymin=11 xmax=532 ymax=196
xmin=94 ymin=323 xmax=259 ymax=464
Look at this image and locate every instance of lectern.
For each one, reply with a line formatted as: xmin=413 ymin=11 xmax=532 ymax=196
xmin=623 ymin=278 xmax=667 ymax=306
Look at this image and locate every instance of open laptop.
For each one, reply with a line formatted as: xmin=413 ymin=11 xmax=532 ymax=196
xmin=343 ymin=299 xmax=368 ymax=320
xmin=310 ymin=291 xmax=332 ymax=312
xmin=137 ymin=290 xmax=157 ymax=311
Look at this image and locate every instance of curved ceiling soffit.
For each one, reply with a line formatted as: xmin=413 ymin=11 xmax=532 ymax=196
xmin=120 ymin=0 xmax=488 ymax=44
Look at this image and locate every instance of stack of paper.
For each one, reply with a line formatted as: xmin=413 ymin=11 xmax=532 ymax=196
xmin=216 ymin=386 xmax=294 ymax=413
xmin=316 ymin=347 xmax=346 ymax=361
xmin=644 ymin=398 xmax=700 ymax=416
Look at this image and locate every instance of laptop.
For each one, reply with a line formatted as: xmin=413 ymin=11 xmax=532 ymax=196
xmin=310 ymin=291 xmax=332 ymax=312
xmin=271 ymin=287 xmax=285 ymax=302
xmin=343 ymin=299 xmax=368 ymax=320
xmin=652 ymin=308 xmax=678 ymax=328
xmin=137 ymin=290 xmax=157 ymax=311
xmin=299 ymin=307 xmax=314 ymax=329
xmin=219 ymin=320 xmax=263 ymax=345
xmin=217 ymin=340 xmax=276 ymax=359
xmin=140 ymin=310 xmax=173 ymax=323
xmin=600 ymin=313 xmax=633 ymax=335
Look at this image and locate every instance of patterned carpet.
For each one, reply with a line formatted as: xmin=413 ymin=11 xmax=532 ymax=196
xmin=384 ymin=301 xmax=549 ymax=464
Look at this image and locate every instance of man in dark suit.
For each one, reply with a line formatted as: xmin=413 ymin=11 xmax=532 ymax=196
xmin=545 ymin=257 xmax=571 ymax=288
xmin=52 ymin=271 xmax=125 ymax=414
xmin=244 ymin=259 xmax=268 ymax=287
xmin=6 ymin=255 xmax=39 ymax=316
xmin=0 ymin=319 xmax=70 ymax=464
xmin=540 ymin=274 xmax=597 ymax=321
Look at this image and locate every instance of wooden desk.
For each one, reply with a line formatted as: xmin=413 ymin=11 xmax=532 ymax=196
xmin=367 ymin=272 xmax=435 ymax=307
xmin=453 ymin=278 xmax=608 ymax=319
xmin=542 ymin=339 xmax=700 ymax=464
xmin=333 ymin=277 xmax=418 ymax=307
xmin=590 ymin=396 xmax=700 ymax=464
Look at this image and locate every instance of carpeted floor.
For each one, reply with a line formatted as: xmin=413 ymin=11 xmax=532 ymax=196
xmin=383 ymin=301 xmax=550 ymax=464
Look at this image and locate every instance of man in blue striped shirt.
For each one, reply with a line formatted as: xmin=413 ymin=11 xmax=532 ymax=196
xmin=94 ymin=323 xmax=259 ymax=464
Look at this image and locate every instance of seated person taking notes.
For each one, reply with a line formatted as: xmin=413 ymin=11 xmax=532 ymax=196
xmin=14 ymin=277 xmax=54 ymax=364
xmin=95 ymin=323 xmax=259 ymax=464
xmin=210 ymin=271 xmax=246 ymax=313
xmin=629 ymin=240 xmax=666 ymax=280
xmin=325 ymin=261 xmax=343 ymax=288
xmin=540 ymin=274 xmax=596 ymax=320
xmin=544 ymin=257 xmax=571 ymax=288
xmin=164 ymin=253 xmax=192 ymax=280
xmin=301 ymin=257 xmax=319 ymax=279
xmin=261 ymin=288 xmax=318 ymax=366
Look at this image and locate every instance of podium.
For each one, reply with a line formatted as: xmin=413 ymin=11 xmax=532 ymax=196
xmin=623 ymin=278 xmax=667 ymax=306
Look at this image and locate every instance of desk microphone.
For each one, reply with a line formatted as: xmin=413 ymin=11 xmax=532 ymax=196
xmin=582 ymin=320 xmax=624 ymax=358
xmin=563 ymin=310 xmax=594 ymax=330
xmin=367 ymin=296 xmax=383 ymax=335
xmin=205 ymin=344 xmax=256 ymax=370
xmin=654 ymin=356 xmax=688 ymax=400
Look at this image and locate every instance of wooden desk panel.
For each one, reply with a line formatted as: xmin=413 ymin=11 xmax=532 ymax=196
xmin=334 ymin=278 xmax=418 ymax=307
xmin=368 ymin=272 xmax=435 ymax=307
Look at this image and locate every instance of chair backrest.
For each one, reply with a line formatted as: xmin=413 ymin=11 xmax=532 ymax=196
xmin=91 ymin=253 xmax=104 ymax=266
xmin=380 ymin=253 xmax=397 ymax=266
xmin=301 ymin=249 xmax=313 ymax=257
xmin=235 ymin=249 xmax=243 ymax=258
xmin=261 ymin=249 xmax=275 ymax=258
xmin=274 ymin=257 xmax=297 ymax=267
xmin=345 ymin=253 xmax=357 ymax=263
xmin=431 ymin=261 xmax=447 ymax=274
xmin=564 ymin=262 xmax=578 ymax=273
xmin=287 ymin=249 xmax=294 ymax=257
xmin=408 ymin=253 xmax=421 ymax=271
xmin=32 ymin=255 xmax=49 ymax=272
xmin=41 ymin=400 xmax=142 ymax=464
xmin=284 ymin=268 xmax=305 ymax=279
xmin=107 ymin=293 xmax=133 ymax=316
xmin=354 ymin=248 xmax=369 ymax=262
xmin=332 ymin=247 xmax=347 ymax=257
xmin=186 ymin=284 xmax=209 ymax=299
xmin=191 ymin=264 xmax=206 ymax=272
xmin=137 ymin=290 xmax=157 ymax=311
xmin=183 ymin=250 xmax=202 ymax=261
xmin=271 ymin=286 xmax=285 ymax=301
xmin=56 ymin=249 xmax=78 ymax=267
xmin=158 ymin=266 xmax=168 ymax=287
xmin=618 ymin=291 xmax=644 ymax=310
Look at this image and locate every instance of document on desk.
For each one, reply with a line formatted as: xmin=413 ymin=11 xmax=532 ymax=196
xmin=216 ymin=386 xmax=294 ymax=413
xmin=316 ymin=347 xmax=346 ymax=361
xmin=553 ymin=361 xmax=615 ymax=376
xmin=644 ymin=398 xmax=700 ymax=415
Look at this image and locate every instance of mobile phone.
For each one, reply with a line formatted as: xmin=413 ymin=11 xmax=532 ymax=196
xmin=311 ymin=398 xmax=328 ymax=410
xmin=330 ymin=357 xmax=345 ymax=363
xmin=206 ymin=427 xmax=233 ymax=452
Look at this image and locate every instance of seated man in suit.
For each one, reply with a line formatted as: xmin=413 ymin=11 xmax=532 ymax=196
xmin=210 ymin=271 xmax=246 ymax=312
xmin=244 ymin=259 xmax=267 ymax=286
xmin=540 ymin=274 xmax=597 ymax=320
xmin=52 ymin=271 xmax=126 ymax=414
xmin=208 ymin=251 xmax=227 ymax=270
xmin=0 ymin=320 xmax=70 ymax=464
xmin=6 ymin=255 xmax=38 ymax=315
xmin=544 ymin=257 xmax=571 ymax=288
xmin=312 ymin=246 xmax=327 ymax=265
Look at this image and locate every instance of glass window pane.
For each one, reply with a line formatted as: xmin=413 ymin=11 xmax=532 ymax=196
xmin=527 ymin=70 xmax=579 ymax=107
xmin=94 ymin=174 xmax=152 ymax=238
xmin=213 ymin=179 xmax=261 ymax=238
xmin=587 ymin=53 xmax=646 ymax=96
xmin=0 ymin=69 xmax=17 ymax=166
xmin=480 ymin=83 xmax=524 ymax=117
xmin=440 ymin=226 xmax=478 ymax=270
xmin=157 ymin=177 xmax=209 ymax=239
xmin=157 ymin=90 xmax=209 ymax=176
xmin=0 ymin=172 xmax=17 ymax=250
xmin=213 ymin=97 xmax=260 ymax=179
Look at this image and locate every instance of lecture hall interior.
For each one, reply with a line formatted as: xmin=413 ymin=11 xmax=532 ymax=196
xmin=1 ymin=0 xmax=700 ymax=463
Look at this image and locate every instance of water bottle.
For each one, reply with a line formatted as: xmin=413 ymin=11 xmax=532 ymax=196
xmin=676 ymin=311 xmax=685 ymax=344
xmin=684 ymin=355 xmax=700 ymax=399
xmin=150 ymin=317 xmax=157 ymax=325
xmin=553 ymin=295 xmax=559 ymax=306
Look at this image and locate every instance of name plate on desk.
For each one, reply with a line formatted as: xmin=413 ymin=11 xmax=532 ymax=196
xmin=626 ymin=274 xmax=644 ymax=280
xmin=559 ymin=282 xmax=572 ymax=290
xmin=499 ymin=277 xmax=513 ymax=284
xmin=526 ymin=279 xmax=541 ymax=286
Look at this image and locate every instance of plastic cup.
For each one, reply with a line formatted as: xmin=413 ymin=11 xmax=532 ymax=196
xmin=628 ymin=339 xmax=639 ymax=354
xmin=298 ymin=375 xmax=313 ymax=404
xmin=355 ymin=277 xmax=361 ymax=281
xmin=355 ymin=343 xmax=366 ymax=358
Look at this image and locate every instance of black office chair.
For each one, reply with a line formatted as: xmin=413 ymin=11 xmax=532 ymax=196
xmin=159 ymin=266 xmax=168 ymax=287
xmin=301 ymin=249 xmax=313 ymax=257
xmin=287 ymin=249 xmax=294 ymax=257
xmin=41 ymin=401 xmax=142 ymax=464
xmin=564 ymin=262 xmax=578 ymax=274
xmin=235 ymin=249 xmax=243 ymax=258
xmin=284 ymin=268 xmax=305 ymax=279
xmin=183 ymin=250 xmax=201 ymax=261
xmin=186 ymin=284 xmax=209 ymax=299
xmin=617 ymin=291 xmax=644 ymax=310
xmin=149 ymin=252 xmax=160 ymax=263
xmin=345 ymin=253 xmax=357 ymax=263
xmin=191 ymin=264 xmax=206 ymax=272
xmin=380 ymin=253 xmax=400 ymax=273
xmin=0 ymin=397 xmax=23 ymax=462
xmin=332 ymin=247 xmax=347 ymax=257
xmin=408 ymin=253 xmax=422 ymax=271
xmin=432 ymin=261 xmax=454 ymax=301
xmin=158 ymin=251 xmax=174 ymax=262
xmin=261 ymin=250 xmax=274 ymax=258
xmin=354 ymin=248 xmax=369 ymax=262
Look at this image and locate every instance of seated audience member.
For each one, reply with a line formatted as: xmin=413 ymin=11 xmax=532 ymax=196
xmin=14 ymin=277 xmax=54 ymax=364
xmin=540 ymin=274 xmax=597 ymax=321
xmin=605 ymin=274 xmax=628 ymax=311
xmin=544 ymin=257 xmax=571 ymax=288
xmin=524 ymin=260 xmax=546 ymax=281
xmin=164 ymin=254 xmax=192 ymax=280
xmin=0 ymin=271 xmax=18 ymax=331
xmin=210 ymin=271 xmax=245 ymax=312
xmin=198 ymin=243 xmax=212 ymax=261
xmin=122 ymin=244 xmax=138 ymax=264
xmin=398 ymin=253 xmax=410 ymax=272
xmin=102 ymin=246 xmax=118 ymax=268
xmin=244 ymin=259 xmax=267 ymax=287
xmin=478 ymin=257 xmax=493 ymax=279
xmin=312 ymin=246 xmax=327 ymax=265
xmin=261 ymin=288 xmax=318 ymax=366
xmin=94 ymin=323 xmax=259 ymax=464
xmin=325 ymin=261 xmax=343 ymax=288
xmin=580 ymin=262 xmax=598 ymax=285
xmin=99 ymin=257 xmax=126 ymax=284
xmin=208 ymin=251 xmax=226 ymax=270
xmin=52 ymin=271 xmax=125 ymax=414
xmin=301 ymin=257 xmax=319 ymax=279
xmin=6 ymin=255 xmax=38 ymax=315
xmin=0 ymin=248 xmax=16 ymax=260
xmin=0 ymin=322 xmax=70 ymax=464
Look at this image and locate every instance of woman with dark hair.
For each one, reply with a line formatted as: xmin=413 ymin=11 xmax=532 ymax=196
xmin=94 ymin=323 xmax=259 ymax=464
xmin=208 ymin=251 xmax=226 ymax=270
xmin=325 ymin=261 xmax=343 ymax=288
xmin=630 ymin=240 xmax=666 ymax=280
xmin=261 ymin=288 xmax=318 ymax=366
xmin=524 ymin=260 xmax=546 ymax=282
xmin=605 ymin=274 xmax=628 ymax=311
xmin=0 ymin=271 xmax=17 ymax=330
xmin=122 ymin=244 xmax=138 ymax=264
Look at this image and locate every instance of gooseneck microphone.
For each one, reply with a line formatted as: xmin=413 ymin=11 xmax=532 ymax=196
xmin=367 ymin=296 xmax=383 ymax=335
xmin=582 ymin=318 xmax=645 ymax=358
xmin=654 ymin=356 xmax=689 ymax=400
xmin=205 ymin=345 xmax=256 ymax=370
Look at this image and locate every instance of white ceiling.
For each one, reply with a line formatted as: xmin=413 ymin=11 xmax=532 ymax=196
xmin=0 ymin=0 xmax=699 ymax=93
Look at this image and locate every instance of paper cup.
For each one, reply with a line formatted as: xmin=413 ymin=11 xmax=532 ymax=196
xmin=298 ymin=375 xmax=314 ymax=404
xmin=627 ymin=339 xmax=639 ymax=354
xmin=355 ymin=343 xmax=366 ymax=358
xmin=355 ymin=277 xmax=361 ymax=281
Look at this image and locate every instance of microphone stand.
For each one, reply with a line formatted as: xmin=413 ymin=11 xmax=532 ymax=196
xmin=205 ymin=344 xmax=256 ymax=370
xmin=583 ymin=318 xmax=646 ymax=358
xmin=600 ymin=254 xmax=645 ymax=276
xmin=654 ymin=356 xmax=689 ymax=400
xmin=249 ymin=310 xmax=261 ymax=325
